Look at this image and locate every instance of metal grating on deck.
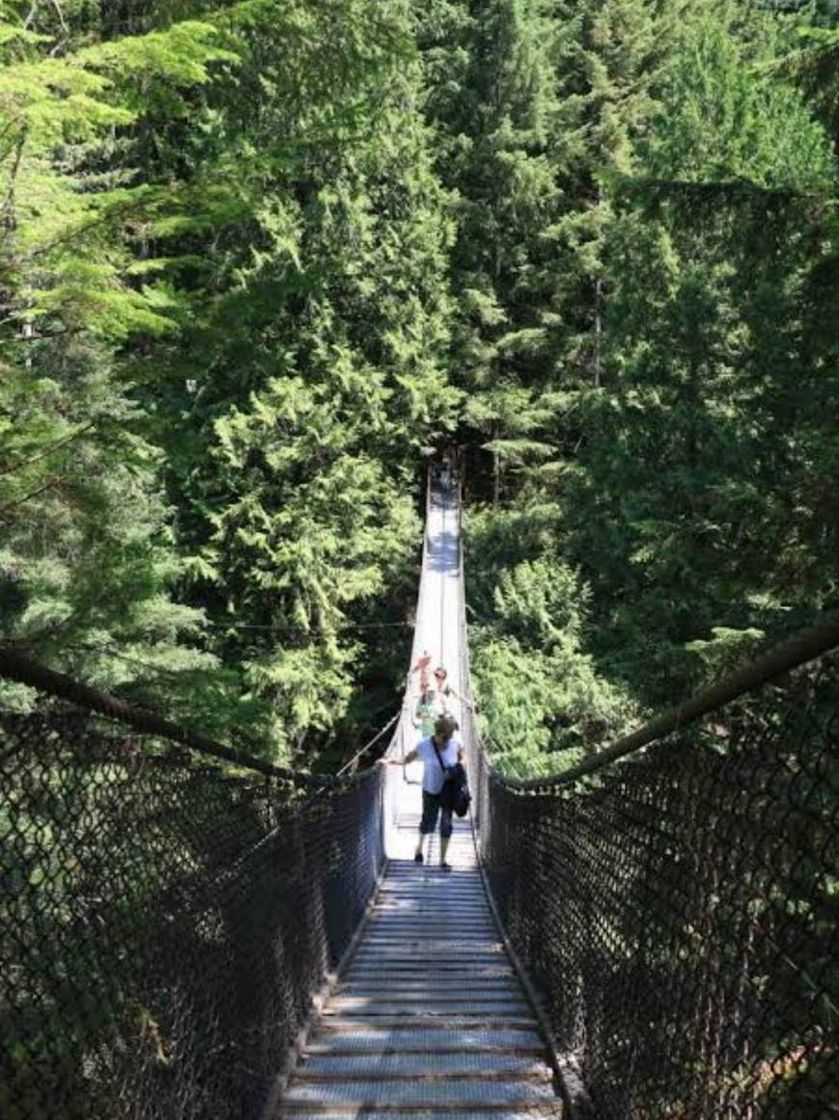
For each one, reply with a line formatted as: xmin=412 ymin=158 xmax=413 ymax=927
xmin=280 ymin=844 xmax=562 ymax=1117
xmin=277 ymin=487 xmax=562 ymax=1118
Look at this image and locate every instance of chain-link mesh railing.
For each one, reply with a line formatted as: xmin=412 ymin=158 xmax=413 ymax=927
xmin=455 ymin=482 xmax=839 ymax=1117
xmin=463 ymin=635 xmax=839 ymax=1118
xmin=9 ymin=474 xmax=837 ymax=1120
xmin=1 ymin=686 xmax=387 ymax=1120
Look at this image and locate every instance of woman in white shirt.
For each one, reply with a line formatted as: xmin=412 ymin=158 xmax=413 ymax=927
xmin=388 ymin=714 xmax=463 ymax=871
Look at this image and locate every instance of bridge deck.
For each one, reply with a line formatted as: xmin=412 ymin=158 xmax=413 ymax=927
xmin=280 ymin=484 xmax=562 ymax=1117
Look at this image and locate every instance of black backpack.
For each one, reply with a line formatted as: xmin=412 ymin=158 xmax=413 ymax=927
xmin=432 ymin=744 xmax=472 ymax=818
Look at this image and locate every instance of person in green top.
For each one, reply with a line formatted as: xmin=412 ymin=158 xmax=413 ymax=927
xmin=413 ymin=667 xmax=474 ymax=739
xmin=414 ymin=686 xmax=443 ymax=738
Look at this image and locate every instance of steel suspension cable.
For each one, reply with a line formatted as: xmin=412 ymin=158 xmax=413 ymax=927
xmin=501 ymin=610 xmax=839 ymax=790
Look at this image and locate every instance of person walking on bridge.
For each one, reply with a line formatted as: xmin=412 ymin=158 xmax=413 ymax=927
xmin=432 ymin=665 xmax=472 ymax=717
xmin=413 ymin=685 xmax=443 ymax=740
xmin=387 ymin=714 xmax=462 ymax=872
xmin=413 ymin=667 xmax=471 ymax=743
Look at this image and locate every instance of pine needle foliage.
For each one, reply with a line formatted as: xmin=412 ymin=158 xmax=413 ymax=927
xmin=421 ymin=0 xmax=838 ymax=774
xmin=1 ymin=0 xmax=457 ymax=760
xmin=2 ymin=0 xmax=836 ymax=776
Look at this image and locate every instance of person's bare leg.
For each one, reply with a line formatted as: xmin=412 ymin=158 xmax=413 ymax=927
xmin=440 ymin=835 xmax=450 ymax=867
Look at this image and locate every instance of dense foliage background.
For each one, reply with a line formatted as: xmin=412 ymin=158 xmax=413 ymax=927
xmin=0 ymin=0 xmax=459 ymax=764
xmin=427 ymin=0 xmax=839 ymax=775
xmin=1 ymin=0 xmax=836 ymax=772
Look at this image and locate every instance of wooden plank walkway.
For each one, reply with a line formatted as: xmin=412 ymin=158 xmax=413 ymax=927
xmin=279 ymin=482 xmax=563 ymax=1117
xmin=280 ymin=813 xmax=562 ymax=1116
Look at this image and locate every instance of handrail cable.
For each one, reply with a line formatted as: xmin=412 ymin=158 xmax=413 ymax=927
xmin=0 ymin=647 xmax=395 ymax=785
xmin=322 ymin=708 xmax=403 ymax=787
xmin=478 ymin=612 xmax=839 ymax=791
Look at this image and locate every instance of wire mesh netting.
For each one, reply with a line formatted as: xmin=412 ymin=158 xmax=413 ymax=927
xmin=466 ymin=665 xmax=839 ymax=1119
xmin=1 ymin=699 xmax=386 ymax=1120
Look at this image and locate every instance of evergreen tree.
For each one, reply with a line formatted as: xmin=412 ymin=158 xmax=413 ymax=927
xmin=1 ymin=0 xmax=457 ymax=759
xmin=0 ymin=2 xmax=236 ymax=713
xmin=134 ymin=0 xmax=458 ymax=760
xmin=562 ymin=0 xmax=837 ymax=701
xmin=427 ymin=0 xmax=838 ymax=762
xmin=2 ymin=0 xmax=837 ymax=771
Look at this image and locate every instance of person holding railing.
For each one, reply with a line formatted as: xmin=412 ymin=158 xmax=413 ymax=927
xmin=386 ymin=713 xmax=463 ymax=872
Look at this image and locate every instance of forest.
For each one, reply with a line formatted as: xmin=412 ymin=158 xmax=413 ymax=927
xmin=1 ymin=0 xmax=837 ymax=776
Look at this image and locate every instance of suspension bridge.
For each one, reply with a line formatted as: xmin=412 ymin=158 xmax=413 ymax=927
xmin=1 ymin=473 xmax=837 ymax=1119
xmin=279 ymin=482 xmax=562 ymax=1116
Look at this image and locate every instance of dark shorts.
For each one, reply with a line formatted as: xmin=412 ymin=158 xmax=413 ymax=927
xmin=420 ymin=790 xmax=453 ymax=839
